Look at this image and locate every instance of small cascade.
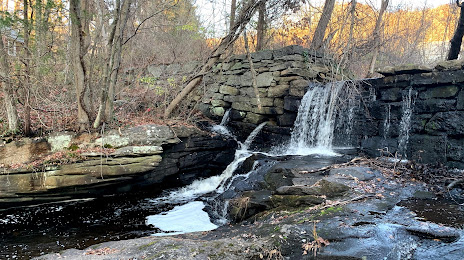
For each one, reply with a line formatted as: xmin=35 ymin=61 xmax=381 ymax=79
xmin=398 ymin=88 xmax=416 ymax=158
xmin=146 ymin=122 xmax=267 ymax=234
xmin=286 ymin=81 xmax=344 ymax=155
xmin=383 ymin=104 xmax=391 ymax=140
xmin=148 ymin=122 xmax=266 ymax=207
xmin=211 ymin=108 xmax=232 ymax=136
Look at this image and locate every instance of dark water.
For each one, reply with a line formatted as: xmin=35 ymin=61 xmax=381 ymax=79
xmin=399 ymin=198 xmax=464 ymax=228
xmin=0 ymin=191 xmax=174 ymax=259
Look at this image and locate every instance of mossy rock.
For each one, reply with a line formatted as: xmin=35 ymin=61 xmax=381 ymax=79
xmin=270 ymin=195 xmax=324 ymax=208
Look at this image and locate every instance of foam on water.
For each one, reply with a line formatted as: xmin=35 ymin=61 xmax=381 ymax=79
xmin=150 ymin=122 xmax=267 ymax=204
xmin=146 ymin=201 xmax=217 ymax=236
xmin=211 ymin=109 xmax=232 ymax=136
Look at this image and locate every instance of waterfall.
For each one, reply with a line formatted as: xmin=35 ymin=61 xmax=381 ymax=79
xmin=146 ymin=122 xmax=267 ymax=235
xmin=150 ymin=122 xmax=267 ymax=204
xmin=398 ymin=88 xmax=415 ymax=158
xmin=211 ymin=108 xmax=232 ymax=136
xmin=383 ymin=104 xmax=391 ymax=140
xmin=286 ymin=81 xmax=344 ymax=155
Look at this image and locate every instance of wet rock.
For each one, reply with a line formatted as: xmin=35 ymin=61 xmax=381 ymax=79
xmin=229 ymin=190 xmax=272 ymax=222
xmin=329 ymin=167 xmax=376 ymax=181
xmin=425 ymin=111 xmax=464 ymax=135
xmin=283 ymin=96 xmax=301 ymax=112
xmin=419 ymin=85 xmax=459 ymax=99
xmin=405 ymin=226 xmax=460 ymax=242
xmin=264 ymin=168 xmax=294 ymax=191
xmin=270 ymin=194 xmax=324 ymax=208
xmin=277 ymin=180 xmax=350 ymax=198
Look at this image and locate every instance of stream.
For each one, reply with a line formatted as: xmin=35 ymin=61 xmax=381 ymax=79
xmin=1 ymin=82 xmax=463 ymax=259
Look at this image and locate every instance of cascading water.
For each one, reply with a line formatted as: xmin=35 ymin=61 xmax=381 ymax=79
xmin=211 ymin=108 xmax=232 ymax=136
xmin=398 ymin=88 xmax=415 ymax=158
xmin=383 ymin=104 xmax=391 ymax=140
xmin=286 ymin=81 xmax=344 ymax=155
xmin=146 ymin=122 xmax=267 ymax=235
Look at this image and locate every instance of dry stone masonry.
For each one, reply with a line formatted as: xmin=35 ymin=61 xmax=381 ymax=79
xmin=198 ymin=45 xmax=343 ymax=126
xmin=360 ymin=62 xmax=464 ymax=168
xmin=199 ymin=47 xmax=464 ymax=169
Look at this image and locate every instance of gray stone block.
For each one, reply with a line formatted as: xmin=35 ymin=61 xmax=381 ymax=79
xmin=419 ymin=85 xmax=459 ymax=99
xmin=219 ymin=85 xmax=239 ymax=95
xmin=425 ymin=111 xmax=464 ymax=135
xmin=268 ymin=85 xmax=289 ymax=97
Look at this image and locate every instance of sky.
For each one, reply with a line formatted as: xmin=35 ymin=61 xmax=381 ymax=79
xmin=194 ymin=0 xmax=456 ymax=37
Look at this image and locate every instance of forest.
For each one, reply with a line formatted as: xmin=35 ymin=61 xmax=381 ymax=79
xmin=0 ymin=0 xmax=461 ymax=135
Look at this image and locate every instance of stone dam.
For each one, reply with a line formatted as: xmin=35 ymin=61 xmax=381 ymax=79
xmin=191 ymin=45 xmax=464 ymax=168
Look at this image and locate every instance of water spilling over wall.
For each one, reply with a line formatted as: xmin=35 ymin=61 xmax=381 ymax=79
xmin=286 ymin=82 xmax=344 ymax=155
xmin=200 ymin=47 xmax=464 ymax=168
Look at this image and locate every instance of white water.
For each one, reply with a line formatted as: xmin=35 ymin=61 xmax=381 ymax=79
xmin=398 ymin=88 xmax=415 ymax=158
xmin=284 ymin=82 xmax=344 ymax=156
xmin=150 ymin=122 xmax=267 ymax=205
xmin=146 ymin=201 xmax=218 ymax=236
xmin=383 ymin=104 xmax=391 ymax=140
xmin=211 ymin=109 xmax=232 ymax=136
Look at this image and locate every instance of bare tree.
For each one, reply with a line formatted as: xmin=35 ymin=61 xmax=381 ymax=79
xmin=164 ymin=0 xmax=266 ymax=118
xmin=448 ymin=0 xmax=464 ymax=60
xmin=94 ymin=0 xmax=132 ymax=128
xmin=0 ymin=30 xmax=19 ymax=132
xmin=367 ymin=0 xmax=389 ymax=77
xmin=230 ymin=0 xmax=237 ymax=32
xmin=311 ymin=0 xmax=336 ymax=50
xmin=70 ymin=0 xmax=91 ymax=131
xmin=256 ymin=0 xmax=266 ymax=50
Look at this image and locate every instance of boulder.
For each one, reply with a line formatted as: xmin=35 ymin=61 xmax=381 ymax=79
xmin=276 ymin=180 xmax=350 ymax=198
xmin=270 ymin=194 xmax=324 ymax=208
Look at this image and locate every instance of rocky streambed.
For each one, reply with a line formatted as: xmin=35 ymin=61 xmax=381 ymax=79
xmin=30 ymin=151 xmax=464 ymax=260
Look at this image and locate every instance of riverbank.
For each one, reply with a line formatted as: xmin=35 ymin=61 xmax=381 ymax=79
xmin=0 ymin=122 xmax=236 ymax=208
xmin=34 ymin=156 xmax=464 ymax=260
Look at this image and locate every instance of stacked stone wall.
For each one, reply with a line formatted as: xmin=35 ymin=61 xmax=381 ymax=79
xmin=198 ymin=45 xmax=343 ymax=126
xmin=359 ymin=66 xmax=464 ymax=168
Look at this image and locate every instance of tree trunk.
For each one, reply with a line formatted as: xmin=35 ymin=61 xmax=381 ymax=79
xmin=256 ymin=0 xmax=266 ymax=51
xmin=311 ymin=0 xmax=336 ymax=50
xmin=448 ymin=1 xmax=464 ymax=60
xmin=0 ymin=31 xmax=20 ymax=132
xmin=70 ymin=0 xmax=90 ymax=131
xmin=244 ymin=30 xmax=261 ymax=110
xmin=229 ymin=0 xmax=237 ymax=33
xmin=367 ymin=0 xmax=389 ymax=77
xmin=94 ymin=0 xmax=131 ymax=128
xmin=23 ymin=0 xmax=32 ymax=136
xmin=164 ymin=0 xmax=265 ymax=119
xmin=104 ymin=0 xmax=131 ymax=121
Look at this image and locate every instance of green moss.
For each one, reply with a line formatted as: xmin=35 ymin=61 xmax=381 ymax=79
xmin=138 ymin=241 xmax=158 ymax=250
xmin=68 ymin=144 xmax=79 ymax=151
xmin=319 ymin=206 xmax=343 ymax=216
xmin=103 ymin=143 xmax=113 ymax=149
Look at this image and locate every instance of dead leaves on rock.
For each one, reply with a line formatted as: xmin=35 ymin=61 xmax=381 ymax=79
xmin=84 ymin=247 xmax=119 ymax=256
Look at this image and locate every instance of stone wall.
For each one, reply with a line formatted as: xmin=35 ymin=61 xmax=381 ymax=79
xmin=200 ymin=46 xmax=464 ymax=168
xmin=358 ymin=63 xmax=464 ymax=168
xmin=198 ymin=45 xmax=343 ymax=126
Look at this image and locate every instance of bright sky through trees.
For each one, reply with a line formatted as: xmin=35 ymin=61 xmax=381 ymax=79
xmin=194 ymin=0 xmax=454 ymax=38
